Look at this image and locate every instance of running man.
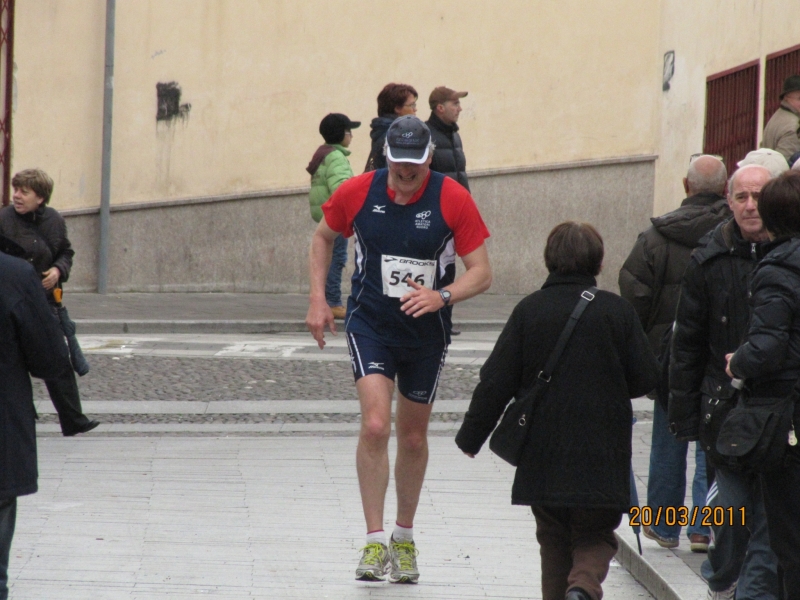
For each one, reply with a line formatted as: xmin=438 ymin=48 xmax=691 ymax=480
xmin=306 ymin=115 xmax=492 ymax=583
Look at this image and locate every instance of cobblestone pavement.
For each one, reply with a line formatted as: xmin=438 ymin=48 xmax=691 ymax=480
xmin=33 ymin=355 xmax=482 ymax=403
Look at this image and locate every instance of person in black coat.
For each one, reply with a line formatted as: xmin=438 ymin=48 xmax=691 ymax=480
xmin=0 ymin=240 xmax=73 ymax=600
xmin=668 ymin=165 xmax=780 ymax=598
xmin=725 ymin=171 xmax=800 ymax=598
xmin=0 ymin=169 xmax=98 ymax=436
xmin=456 ymin=222 xmax=659 ymax=600
xmin=364 ymin=83 xmax=418 ymax=172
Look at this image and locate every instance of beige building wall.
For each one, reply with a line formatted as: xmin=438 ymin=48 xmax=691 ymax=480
xmin=11 ymin=0 xmax=105 ymax=208
xmin=12 ymin=0 xmax=660 ymax=210
xmin=655 ymin=0 xmax=800 ymax=216
xmin=10 ymin=1 xmax=671 ymax=294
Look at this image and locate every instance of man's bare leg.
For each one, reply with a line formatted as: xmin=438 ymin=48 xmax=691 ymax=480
xmin=394 ymin=393 xmax=433 ymax=528
xmin=355 ymin=374 xmax=394 ymax=533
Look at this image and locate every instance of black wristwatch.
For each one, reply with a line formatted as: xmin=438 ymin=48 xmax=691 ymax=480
xmin=439 ymin=289 xmax=452 ymax=307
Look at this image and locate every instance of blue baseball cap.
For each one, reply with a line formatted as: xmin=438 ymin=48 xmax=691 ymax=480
xmin=385 ymin=116 xmax=432 ymax=164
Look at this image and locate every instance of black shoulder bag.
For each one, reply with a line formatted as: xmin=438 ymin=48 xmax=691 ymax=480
xmin=715 ymin=383 xmax=797 ymax=473
xmin=489 ymin=287 xmax=598 ymax=466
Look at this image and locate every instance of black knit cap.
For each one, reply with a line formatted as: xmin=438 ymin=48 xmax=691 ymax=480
xmin=781 ymin=75 xmax=800 ymax=99
xmin=319 ymin=113 xmax=361 ymax=144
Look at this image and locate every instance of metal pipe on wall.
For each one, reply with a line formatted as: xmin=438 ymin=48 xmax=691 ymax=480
xmin=1 ymin=0 xmax=16 ymax=206
xmin=97 ymin=0 xmax=115 ymax=293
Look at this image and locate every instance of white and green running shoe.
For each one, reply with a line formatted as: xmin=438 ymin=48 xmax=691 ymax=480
xmin=389 ymin=537 xmax=420 ymax=584
xmin=355 ymin=542 xmax=390 ymax=581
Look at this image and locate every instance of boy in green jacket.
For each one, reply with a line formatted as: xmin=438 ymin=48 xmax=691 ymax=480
xmin=306 ymin=113 xmax=360 ymax=319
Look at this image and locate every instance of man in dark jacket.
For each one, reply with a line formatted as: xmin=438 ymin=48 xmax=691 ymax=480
xmin=619 ymin=154 xmax=729 ymax=551
xmin=669 ymin=164 xmax=780 ymax=598
xmin=0 ymin=240 xmax=73 ymax=600
xmin=426 ymin=86 xmax=469 ymax=191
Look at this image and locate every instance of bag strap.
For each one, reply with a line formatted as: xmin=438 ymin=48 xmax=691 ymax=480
xmin=538 ymin=286 xmax=598 ymax=382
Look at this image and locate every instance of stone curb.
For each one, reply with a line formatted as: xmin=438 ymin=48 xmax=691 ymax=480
xmin=74 ymin=319 xmax=510 ymax=334
xmin=615 ymin=531 xmax=685 ymax=600
xmin=614 ymin=522 xmax=706 ymax=600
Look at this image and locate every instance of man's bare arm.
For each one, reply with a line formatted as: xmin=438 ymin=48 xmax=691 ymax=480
xmin=400 ymin=243 xmax=492 ymax=317
xmin=306 ymin=219 xmax=340 ymax=348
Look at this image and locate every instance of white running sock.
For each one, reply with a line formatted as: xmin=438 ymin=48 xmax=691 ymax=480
xmin=392 ymin=523 xmax=414 ymax=542
xmin=366 ymin=530 xmax=386 ymax=546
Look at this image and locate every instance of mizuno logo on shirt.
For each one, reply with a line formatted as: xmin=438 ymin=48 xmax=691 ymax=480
xmin=373 ymin=205 xmax=386 ymax=214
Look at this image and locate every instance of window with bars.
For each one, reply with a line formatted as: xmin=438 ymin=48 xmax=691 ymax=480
xmin=764 ymin=44 xmax=800 ymax=126
xmin=703 ymin=61 xmax=760 ymax=176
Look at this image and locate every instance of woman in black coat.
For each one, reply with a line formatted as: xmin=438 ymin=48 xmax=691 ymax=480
xmin=363 ymin=82 xmax=418 ymax=172
xmin=725 ymin=171 xmax=800 ymax=598
xmin=0 ymin=169 xmax=98 ymax=436
xmin=456 ymin=222 xmax=659 ymax=600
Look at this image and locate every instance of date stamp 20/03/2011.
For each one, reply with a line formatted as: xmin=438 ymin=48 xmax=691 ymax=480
xmin=629 ymin=505 xmax=745 ymax=528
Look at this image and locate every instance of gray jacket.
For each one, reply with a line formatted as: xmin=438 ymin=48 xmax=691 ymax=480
xmin=761 ymin=102 xmax=800 ymax=162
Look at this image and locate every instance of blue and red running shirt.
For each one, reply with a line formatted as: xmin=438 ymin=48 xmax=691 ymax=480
xmin=321 ymin=169 xmax=490 ymax=347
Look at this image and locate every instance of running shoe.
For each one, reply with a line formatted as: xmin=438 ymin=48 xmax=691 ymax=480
xmin=355 ymin=542 xmax=390 ymax=581
xmin=389 ymin=537 xmax=419 ymax=584
xmin=706 ymin=581 xmax=737 ymax=599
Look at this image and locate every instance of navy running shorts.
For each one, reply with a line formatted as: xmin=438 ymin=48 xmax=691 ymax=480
xmin=345 ymin=332 xmax=448 ymax=404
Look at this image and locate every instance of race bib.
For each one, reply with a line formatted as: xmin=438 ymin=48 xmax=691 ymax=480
xmin=381 ymin=255 xmax=437 ymax=298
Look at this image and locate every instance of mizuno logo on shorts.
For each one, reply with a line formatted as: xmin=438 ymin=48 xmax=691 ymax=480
xmin=368 ymin=362 xmax=384 ymax=370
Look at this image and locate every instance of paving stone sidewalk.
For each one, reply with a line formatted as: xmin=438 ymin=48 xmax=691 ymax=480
xmin=9 ymin=436 xmax=655 ymax=599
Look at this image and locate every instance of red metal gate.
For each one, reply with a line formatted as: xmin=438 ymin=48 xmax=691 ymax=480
xmin=0 ymin=0 xmax=14 ymax=206
xmin=704 ymin=60 xmax=760 ymax=177
xmin=764 ymin=44 xmax=800 ymax=128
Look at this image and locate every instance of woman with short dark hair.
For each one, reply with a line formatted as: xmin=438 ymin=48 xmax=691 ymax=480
xmin=456 ymin=221 xmax=659 ymax=600
xmin=364 ymin=83 xmax=418 ymax=172
xmin=543 ymin=221 xmax=604 ymax=277
xmin=725 ymin=171 xmax=800 ymax=596
xmin=0 ymin=168 xmax=98 ymax=436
